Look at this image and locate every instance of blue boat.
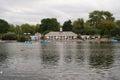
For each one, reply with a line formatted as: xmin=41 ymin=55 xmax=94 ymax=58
xmin=41 ymin=40 xmax=51 ymax=44
xmin=109 ymin=39 xmax=118 ymax=43
xmin=24 ymin=41 xmax=32 ymax=44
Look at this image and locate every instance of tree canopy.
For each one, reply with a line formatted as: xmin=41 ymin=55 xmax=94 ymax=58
xmin=62 ymin=20 xmax=73 ymax=31
xmin=88 ymin=10 xmax=115 ymax=28
xmin=98 ymin=20 xmax=116 ymax=35
xmin=72 ymin=18 xmax=84 ymax=34
xmin=39 ymin=18 xmax=60 ymax=34
xmin=0 ymin=19 xmax=9 ymax=33
xmin=116 ymin=20 xmax=120 ymax=27
xmin=9 ymin=24 xmax=15 ymax=33
xmin=20 ymin=24 xmax=35 ymax=35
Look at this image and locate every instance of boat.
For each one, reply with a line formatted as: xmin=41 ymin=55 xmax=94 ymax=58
xmin=24 ymin=41 xmax=32 ymax=44
xmin=109 ymin=39 xmax=118 ymax=43
xmin=41 ymin=40 xmax=51 ymax=44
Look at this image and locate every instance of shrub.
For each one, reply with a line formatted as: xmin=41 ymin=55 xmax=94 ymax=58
xmin=17 ymin=35 xmax=26 ymax=42
xmin=1 ymin=32 xmax=17 ymax=40
xmin=110 ymin=28 xmax=120 ymax=36
xmin=101 ymin=35 xmax=109 ymax=38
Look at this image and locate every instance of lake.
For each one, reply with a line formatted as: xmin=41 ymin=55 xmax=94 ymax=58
xmin=0 ymin=41 xmax=120 ymax=80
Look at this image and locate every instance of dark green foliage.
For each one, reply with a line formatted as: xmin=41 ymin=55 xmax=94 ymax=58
xmin=40 ymin=18 xmax=60 ymax=34
xmin=62 ymin=20 xmax=73 ymax=31
xmin=0 ymin=34 xmax=3 ymax=39
xmin=35 ymin=24 xmax=40 ymax=32
xmin=98 ymin=20 xmax=116 ymax=35
xmin=20 ymin=24 xmax=35 ymax=35
xmin=1 ymin=32 xmax=17 ymax=40
xmin=88 ymin=10 xmax=114 ymax=28
xmin=15 ymin=25 xmax=22 ymax=35
xmin=9 ymin=24 xmax=15 ymax=33
xmin=42 ymin=30 xmax=52 ymax=35
xmin=0 ymin=19 xmax=9 ymax=33
xmin=86 ymin=29 xmax=100 ymax=35
xmin=101 ymin=35 xmax=110 ymax=38
xmin=116 ymin=20 xmax=120 ymax=27
xmin=110 ymin=28 xmax=120 ymax=36
xmin=113 ymin=37 xmax=120 ymax=41
xmin=72 ymin=28 xmax=81 ymax=34
xmin=72 ymin=18 xmax=84 ymax=34
xmin=79 ymin=29 xmax=100 ymax=35
xmin=17 ymin=35 xmax=26 ymax=42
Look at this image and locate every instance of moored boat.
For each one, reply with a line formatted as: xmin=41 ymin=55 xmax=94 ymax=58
xmin=24 ymin=41 xmax=32 ymax=44
xmin=109 ymin=39 xmax=118 ymax=43
xmin=41 ymin=40 xmax=51 ymax=44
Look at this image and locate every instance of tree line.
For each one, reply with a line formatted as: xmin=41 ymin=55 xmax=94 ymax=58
xmin=1 ymin=10 xmax=120 ymax=41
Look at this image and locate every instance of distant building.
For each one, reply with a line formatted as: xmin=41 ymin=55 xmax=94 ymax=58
xmin=81 ymin=35 xmax=90 ymax=40
xmin=45 ymin=27 xmax=77 ymax=40
xmin=45 ymin=31 xmax=77 ymax=40
xmin=81 ymin=35 xmax=100 ymax=40
xmin=91 ymin=35 xmax=100 ymax=39
xmin=30 ymin=32 xmax=41 ymax=41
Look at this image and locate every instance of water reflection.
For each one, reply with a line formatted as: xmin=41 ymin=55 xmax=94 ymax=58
xmin=0 ymin=44 xmax=8 ymax=64
xmin=89 ymin=43 xmax=114 ymax=69
xmin=75 ymin=51 xmax=84 ymax=63
xmin=41 ymin=44 xmax=59 ymax=67
xmin=0 ymin=41 xmax=119 ymax=80
xmin=56 ymin=41 xmax=84 ymax=64
xmin=41 ymin=52 xmax=59 ymax=65
xmin=75 ymin=42 xmax=85 ymax=64
xmin=0 ymin=53 xmax=7 ymax=63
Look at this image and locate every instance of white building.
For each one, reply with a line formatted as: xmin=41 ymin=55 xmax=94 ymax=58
xmin=81 ymin=35 xmax=90 ymax=40
xmin=45 ymin=31 xmax=77 ymax=40
xmin=81 ymin=35 xmax=100 ymax=40
xmin=30 ymin=32 xmax=41 ymax=41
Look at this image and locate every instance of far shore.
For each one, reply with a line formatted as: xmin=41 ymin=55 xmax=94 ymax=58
xmin=0 ymin=40 xmax=17 ymax=43
xmin=0 ymin=38 xmax=119 ymax=43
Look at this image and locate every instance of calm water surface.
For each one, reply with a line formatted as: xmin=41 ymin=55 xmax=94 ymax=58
xmin=0 ymin=41 xmax=120 ymax=80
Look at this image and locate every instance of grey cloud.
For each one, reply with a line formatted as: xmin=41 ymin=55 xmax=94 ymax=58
xmin=0 ymin=0 xmax=120 ymax=25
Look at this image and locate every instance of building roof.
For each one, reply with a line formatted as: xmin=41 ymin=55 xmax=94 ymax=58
xmin=45 ymin=31 xmax=77 ymax=36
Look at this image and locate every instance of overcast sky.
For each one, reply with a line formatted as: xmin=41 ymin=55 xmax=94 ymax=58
xmin=0 ymin=0 xmax=120 ymax=25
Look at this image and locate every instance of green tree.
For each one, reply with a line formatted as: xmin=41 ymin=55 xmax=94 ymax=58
xmin=0 ymin=19 xmax=9 ymax=33
xmin=35 ymin=24 xmax=40 ymax=32
xmin=110 ymin=27 xmax=120 ymax=36
xmin=15 ymin=25 xmax=22 ymax=34
xmin=40 ymin=18 xmax=60 ymax=34
xmin=9 ymin=24 xmax=15 ymax=33
xmin=20 ymin=23 xmax=35 ymax=35
xmin=1 ymin=32 xmax=17 ymax=40
xmin=84 ymin=21 xmax=95 ymax=30
xmin=15 ymin=25 xmax=22 ymax=41
xmin=62 ymin=20 xmax=73 ymax=31
xmin=88 ymin=10 xmax=114 ymax=28
xmin=98 ymin=20 xmax=116 ymax=35
xmin=72 ymin=18 xmax=84 ymax=34
xmin=116 ymin=20 xmax=120 ymax=27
